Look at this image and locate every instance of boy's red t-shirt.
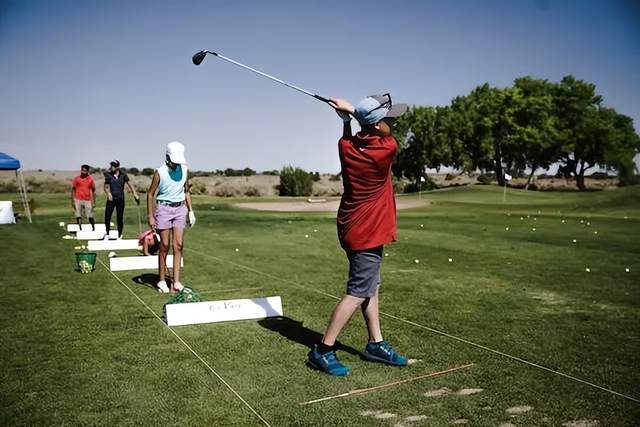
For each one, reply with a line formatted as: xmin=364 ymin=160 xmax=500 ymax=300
xmin=71 ymin=175 xmax=95 ymax=201
xmin=337 ymin=132 xmax=397 ymax=251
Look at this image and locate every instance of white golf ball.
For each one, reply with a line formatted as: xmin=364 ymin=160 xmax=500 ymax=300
xmin=414 ymin=259 xmax=420 ymax=264
xmin=532 ymin=228 xmax=536 ymax=231
xmin=59 ymin=221 xmax=65 ymax=227
xmin=585 ymin=268 xmax=590 ymax=272
xmin=448 ymin=258 xmax=453 ymax=262
xmin=287 ymin=220 xmax=292 ymax=224
xmin=313 ymin=229 xmax=318 ymax=232
xmin=623 ymin=216 xmax=628 ymax=220
xmin=108 ymin=251 xmax=116 ymax=258
xmin=580 ymin=220 xmax=584 ymax=224
xmin=561 ymin=220 xmax=565 ymax=223
xmin=234 ymin=248 xmax=239 ymax=252
xmin=520 ymin=217 xmax=524 ymax=220
xmin=625 ymin=268 xmax=630 ymax=273
xmin=594 ymin=231 xmax=598 ymax=235
xmin=420 ymin=224 xmax=424 ymax=228
xmin=534 ymin=217 xmax=537 ymax=221
xmin=305 ymin=234 xmax=309 ymax=238
xmin=572 ymin=239 xmax=577 ymax=243
xmin=586 ymin=222 xmax=590 ymax=226
xmin=527 ymin=215 xmax=530 ymax=218
xmin=505 ymin=227 xmax=509 ymax=231
xmin=384 ymin=253 xmax=389 ymax=257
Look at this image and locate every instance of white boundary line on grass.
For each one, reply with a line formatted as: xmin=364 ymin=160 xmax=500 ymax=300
xmin=97 ymin=259 xmax=272 ymax=427
xmin=185 ymin=247 xmax=640 ymax=405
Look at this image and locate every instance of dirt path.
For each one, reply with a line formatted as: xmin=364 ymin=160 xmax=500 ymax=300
xmin=234 ymin=198 xmax=429 ymax=212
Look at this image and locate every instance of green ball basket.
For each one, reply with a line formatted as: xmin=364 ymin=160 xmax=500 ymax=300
xmin=75 ymin=251 xmax=97 ymax=273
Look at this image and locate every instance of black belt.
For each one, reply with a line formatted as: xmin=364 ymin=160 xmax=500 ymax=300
xmin=157 ymin=200 xmax=184 ymax=207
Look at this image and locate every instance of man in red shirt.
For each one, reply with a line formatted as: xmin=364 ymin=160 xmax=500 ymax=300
xmin=308 ymin=94 xmax=408 ymax=376
xmin=71 ymin=164 xmax=96 ymax=230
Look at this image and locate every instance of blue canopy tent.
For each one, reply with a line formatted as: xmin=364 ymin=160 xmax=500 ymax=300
xmin=0 ymin=152 xmax=32 ymax=223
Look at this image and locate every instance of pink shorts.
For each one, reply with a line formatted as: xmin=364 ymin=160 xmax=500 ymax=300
xmin=155 ymin=203 xmax=187 ymax=230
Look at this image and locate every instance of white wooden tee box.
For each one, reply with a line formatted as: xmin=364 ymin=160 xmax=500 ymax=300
xmin=109 ymin=254 xmax=182 ymax=271
xmin=164 ymin=296 xmax=283 ymax=326
xmin=67 ymin=223 xmax=106 ymax=232
xmin=76 ymin=230 xmax=119 ymax=240
xmin=87 ymin=239 xmax=140 ymax=251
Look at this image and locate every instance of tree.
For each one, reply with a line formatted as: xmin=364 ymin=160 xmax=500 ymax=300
xmin=552 ymin=76 xmax=604 ymax=190
xmin=393 ymin=106 xmax=461 ymax=187
xmin=512 ymin=77 xmax=559 ymax=189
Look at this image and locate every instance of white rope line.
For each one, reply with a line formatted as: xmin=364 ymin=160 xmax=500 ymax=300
xmin=97 ymin=259 xmax=272 ymax=426
xmin=185 ymin=247 xmax=640 ymax=404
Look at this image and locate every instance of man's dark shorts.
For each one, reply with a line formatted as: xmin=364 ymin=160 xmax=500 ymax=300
xmin=345 ymin=246 xmax=383 ymax=298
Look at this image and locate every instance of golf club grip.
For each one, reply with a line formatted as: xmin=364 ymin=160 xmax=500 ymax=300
xmin=313 ymin=94 xmax=331 ymax=104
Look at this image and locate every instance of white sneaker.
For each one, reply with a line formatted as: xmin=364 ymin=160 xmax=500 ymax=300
xmin=157 ymin=280 xmax=170 ymax=293
xmin=172 ymin=281 xmax=184 ymax=292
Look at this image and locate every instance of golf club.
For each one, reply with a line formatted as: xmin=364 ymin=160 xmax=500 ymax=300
xmin=192 ymin=49 xmax=331 ymax=104
xmin=136 ymin=201 xmax=142 ymax=234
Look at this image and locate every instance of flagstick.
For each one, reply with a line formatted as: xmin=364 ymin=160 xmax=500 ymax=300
xmin=299 ymin=363 xmax=474 ymax=406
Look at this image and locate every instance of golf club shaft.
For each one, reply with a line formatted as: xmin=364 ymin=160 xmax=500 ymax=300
xmin=195 ymin=50 xmax=331 ymax=104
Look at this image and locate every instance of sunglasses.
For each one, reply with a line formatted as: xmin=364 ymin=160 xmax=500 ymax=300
xmin=366 ymin=93 xmax=392 ymax=115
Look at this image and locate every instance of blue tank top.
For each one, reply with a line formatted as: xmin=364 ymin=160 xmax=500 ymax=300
xmin=156 ymin=163 xmax=187 ymax=203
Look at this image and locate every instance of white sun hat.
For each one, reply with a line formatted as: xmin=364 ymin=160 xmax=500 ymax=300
xmin=166 ymin=141 xmax=187 ymax=164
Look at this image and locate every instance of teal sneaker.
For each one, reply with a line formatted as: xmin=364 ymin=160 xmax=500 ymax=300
xmin=363 ymin=340 xmax=408 ymax=366
xmin=307 ymin=345 xmax=350 ymax=376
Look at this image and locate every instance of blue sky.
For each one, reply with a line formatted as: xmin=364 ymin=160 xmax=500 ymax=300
xmin=1 ymin=0 xmax=638 ymax=172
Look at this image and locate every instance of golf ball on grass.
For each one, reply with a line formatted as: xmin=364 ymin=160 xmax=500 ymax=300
xmin=414 ymin=259 xmax=420 ymax=264
xmin=585 ymin=268 xmax=590 ymax=273
xmin=505 ymin=227 xmax=509 ymax=231
xmin=532 ymin=228 xmax=536 ymax=231
xmin=313 ymin=229 xmax=318 ymax=233
xmin=420 ymin=224 xmax=424 ymax=228
xmin=625 ymin=268 xmax=630 ymax=273
xmin=305 ymin=234 xmax=309 ymax=238
xmin=448 ymin=258 xmax=453 ymax=263
xmin=384 ymin=253 xmax=389 ymax=257
xmin=234 ymin=248 xmax=239 ymax=252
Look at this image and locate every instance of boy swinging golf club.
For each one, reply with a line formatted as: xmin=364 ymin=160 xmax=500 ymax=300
xmin=147 ymin=142 xmax=195 ymax=293
xmin=307 ymin=94 xmax=409 ymax=376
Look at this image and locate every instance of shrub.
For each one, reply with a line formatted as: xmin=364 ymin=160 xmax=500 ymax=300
xmin=477 ymin=173 xmax=496 ymax=185
xmin=24 ymin=177 xmax=68 ymax=193
xmin=189 ymin=180 xmax=208 ymax=195
xmin=589 ymin=172 xmax=611 ymax=180
xmin=329 ymin=173 xmax=341 ymax=181
xmin=311 ymin=172 xmax=321 ymax=182
xmin=262 ymin=170 xmax=280 ymax=176
xmin=0 ymin=180 xmax=18 ymax=193
xmin=404 ymin=176 xmax=437 ymax=193
xmin=244 ymin=187 xmax=261 ymax=197
xmin=279 ymin=166 xmax=313 ymax=196
xmin=141 ymin=168 xmax=155 ymax=177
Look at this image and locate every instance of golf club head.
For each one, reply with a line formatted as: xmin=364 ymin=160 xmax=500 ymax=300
xmin=192 ymin=50 xmax=208 ymax=66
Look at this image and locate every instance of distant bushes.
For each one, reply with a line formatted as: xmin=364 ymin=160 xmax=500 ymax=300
xmin=477 ymin=173 xmax=496 ymax=185
xmin=279 ymin=166 xmax=313 ymax=196
xmin=0 ymin=181 xmax=18 ymax=192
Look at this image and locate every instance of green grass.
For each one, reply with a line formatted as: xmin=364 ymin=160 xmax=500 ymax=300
xmin=1 ymin=186 xmax=639 ymax=426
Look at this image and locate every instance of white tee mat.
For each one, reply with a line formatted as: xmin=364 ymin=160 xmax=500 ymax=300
xmin=164 ymin=296 xmax=283 ymax=326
